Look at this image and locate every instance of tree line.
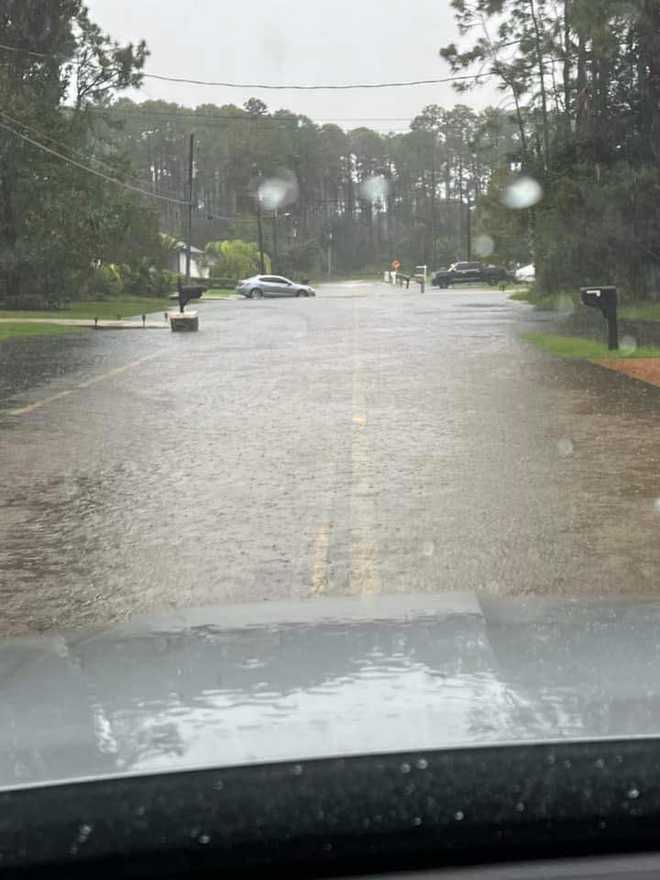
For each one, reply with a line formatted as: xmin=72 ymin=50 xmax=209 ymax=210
xmin=0 ymin=1 xmax=172 ymax=306
xmin=442 ymin=0 xmax=660 ymax=297
xmin=1 ymin=0 xmax=522 ymax=305
xmin=94 ymin=97 xmax=522 ymax=280
xmin=2 ymin=0 xmax=658 ymax=304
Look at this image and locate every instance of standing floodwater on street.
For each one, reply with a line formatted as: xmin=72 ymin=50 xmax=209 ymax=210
xmin=3 ymin=283 xmax=660 ymax=636
xmin=9 ymin=3 xmax=660 ymax=871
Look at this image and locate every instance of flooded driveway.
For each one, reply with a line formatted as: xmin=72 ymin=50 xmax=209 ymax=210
xmin=2 ymin=283 xmax=660 ymax=636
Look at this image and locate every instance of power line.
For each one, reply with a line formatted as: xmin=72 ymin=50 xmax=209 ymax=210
xmin=0 ymin=41 xmax=52 ymax=59
xmin=0 ymin=115 xmax=190 ymax=206
xmin=142 ymin=71 xmax=495 ymax=90
xmin=0 ymin=40 xmax=494 ymax=91
xmin=0 ymin=109 xmax=258 ymax=222
xmin=0 ymin=107 xmax=181 ymax=198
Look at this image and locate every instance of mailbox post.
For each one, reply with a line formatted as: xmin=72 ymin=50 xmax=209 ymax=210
xmin=169 ymin=278 xmax=205 ymax=332
xmin=580 ymin=286 xmax=619 ymax=351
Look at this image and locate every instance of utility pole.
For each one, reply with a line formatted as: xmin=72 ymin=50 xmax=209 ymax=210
xmin=457 ymin=155 xmax=464 ymax=261
xmin=466 ymin=187 xmax=472 ymax=261
xmin=256 ymin=195 xmax=265 ymax=273
xmin=252 ymin=163 xmax=266 ymax=273
xmin=327 ymin=230 xmax=333 ymax=277
xmin=271 ymin=208 xmax=278 ymax=273
xmin=185 ymin=133 xmax=194 ymax=282
xmin=430 ymin=131 xmax=437 ymax=269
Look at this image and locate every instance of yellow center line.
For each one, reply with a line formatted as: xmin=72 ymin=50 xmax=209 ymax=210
xmin=77 ymin=353 xmax=162 ymax=389
xmin=8 ymin=352 xmax=163 ymax=416
xmin=349 ymin=304 xmax=382 ymax=596
xmin=9 ymin=390 xmax=75 ymax=416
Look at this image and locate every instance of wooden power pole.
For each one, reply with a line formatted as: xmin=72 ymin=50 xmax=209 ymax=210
xmin=185 ymin=133 xmax=194 ymax=282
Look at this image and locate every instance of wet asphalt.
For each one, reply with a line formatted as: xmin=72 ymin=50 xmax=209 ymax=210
xmin=2 ymin=282 xmax=660 ymax=636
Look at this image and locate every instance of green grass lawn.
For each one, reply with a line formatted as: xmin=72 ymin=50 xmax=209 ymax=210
xmin=509 ymin=288 xmax=579 ymax=308
xmin=619 ymin=302 xmax=660 ymax=321
xmin=203 ymin=288 xmax=234 ymax=299
xmin=523 ymin=332 xmax=660 ymax=359
xmin=512 ymin=289 xmax=660 ymax=322
xmin=0 ymin=322 xmax=83 ymax=342
xmin=509 ymin=288 xmax=534 ymax=302
xmin=0 ymin=296 xmax=171 ymax=321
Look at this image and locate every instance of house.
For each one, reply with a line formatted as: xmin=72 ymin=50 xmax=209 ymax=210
xmin=167 ymin=241 xmax=210 ymax=280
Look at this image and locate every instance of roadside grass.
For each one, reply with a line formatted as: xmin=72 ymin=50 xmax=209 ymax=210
xmin=619 ymin=302 xmax=660 ymax=321
xmin=509 ymin=288 xmax=579 ymax=308
xmin=0 ymin=296 xmax=170 ymax=321
xmin=523 ymin=332 xmax=660 ymax=359
xmin=512 ymin=288 xmax=660 ymax=322
xmin=203 ymin=288 xmax=234 ymax=299
xmin=509 ymin=288 xmax=534 ymax=301
xmin=0 ymin=322 xmax=84 ymax=342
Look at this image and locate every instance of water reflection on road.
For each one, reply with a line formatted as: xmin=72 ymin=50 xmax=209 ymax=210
xmin=3 ymin=594 xmax=660 ymax=786
xmin=2 ymin=284 xmax=660 ymax=636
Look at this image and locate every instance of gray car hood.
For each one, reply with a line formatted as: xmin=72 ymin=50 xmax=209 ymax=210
xmin=2 ymin=592 xmax=660 ymax=791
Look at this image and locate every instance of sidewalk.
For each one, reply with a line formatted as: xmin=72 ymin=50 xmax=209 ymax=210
xmin=0 ymin=317 xmax=168 ymax=330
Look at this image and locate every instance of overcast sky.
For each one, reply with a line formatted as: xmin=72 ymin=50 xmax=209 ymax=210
xmin=85 ymin=0 xmax=501 ymax=132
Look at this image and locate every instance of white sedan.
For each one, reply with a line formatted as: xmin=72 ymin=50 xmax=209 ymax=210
xmin=236 ymin=275 xmax=316 ymax=299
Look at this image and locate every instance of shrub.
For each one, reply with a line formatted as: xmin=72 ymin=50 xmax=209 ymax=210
xmin=208 ymin=276 xmax=237 ymax=289
xmin=93 ymin=264 xmax=124 ymax=298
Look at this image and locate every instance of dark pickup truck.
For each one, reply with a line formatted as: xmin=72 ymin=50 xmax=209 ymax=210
xmin=432 ymin=261 xmax=512 ymax=288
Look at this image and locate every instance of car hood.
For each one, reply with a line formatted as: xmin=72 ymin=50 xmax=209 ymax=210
xmin=2 ymin=592 xmax=660 ymax=791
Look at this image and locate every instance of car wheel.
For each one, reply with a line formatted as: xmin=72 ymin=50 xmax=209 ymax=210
xmin=296 ymin=290 xmax=306 ymax=297
xmin=251 ymin=288 xmax=263 ymax=299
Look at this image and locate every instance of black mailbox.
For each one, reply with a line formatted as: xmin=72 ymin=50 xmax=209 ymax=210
xmin=580 ymin=285 xmax=619 ymax=350
xmin=177 ymin=279 xmax=205 ymax=313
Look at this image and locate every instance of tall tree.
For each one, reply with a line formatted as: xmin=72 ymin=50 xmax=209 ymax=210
xmin=0 ymin=0 xmax=151 ymax=303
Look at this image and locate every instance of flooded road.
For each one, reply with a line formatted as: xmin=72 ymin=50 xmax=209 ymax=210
xmin=2 ymin=282 xmax=660 ymax=636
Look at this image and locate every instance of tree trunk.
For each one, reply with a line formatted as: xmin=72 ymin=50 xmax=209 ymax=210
xmin=0 ymin=159 xmax=19 ymax=300
xmin=562 ymin=0 xmax=572 ymax=132
xmin=346 ymin=154 xmax=354 ymax=219
xmin=528 ymin=0 xmax=551 ymax=168
xmin=638 ymin=0 xmax=660 ymax=162
xmin=575 ymin=31 xmax=588 ymax=145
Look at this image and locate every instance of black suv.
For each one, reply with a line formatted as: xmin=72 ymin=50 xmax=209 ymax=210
xmin=432 ymin=261 xmax=511 ymax=288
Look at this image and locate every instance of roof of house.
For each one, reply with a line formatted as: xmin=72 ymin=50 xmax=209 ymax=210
xmin=174 ymin=241 xmax=205 ymax=256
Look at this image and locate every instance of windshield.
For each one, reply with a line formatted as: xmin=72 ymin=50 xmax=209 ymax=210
xmin=3 ymin=0 xmax=660 ymax=787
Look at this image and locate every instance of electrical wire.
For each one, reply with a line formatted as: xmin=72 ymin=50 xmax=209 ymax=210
xmin=141 ymin=71 xmax=496 ymax=90
xmin=0 ymin=41 xmax=494 ymax=91
xmin=0 ymin=114 xmax=191 ymax=206
xmin=0 ymin=41 xmax=52 ymax=59
xmin=0 ymin=107 xmax=180 ymax=197
xmin=0 ymin=110 xmax=266 ymax=223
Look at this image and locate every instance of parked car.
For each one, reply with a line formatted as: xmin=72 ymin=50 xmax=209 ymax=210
xmin=236 ymin=274 xmax=316 ymax=298
xmin=432 ymin=261 xmax=512 ymax=288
